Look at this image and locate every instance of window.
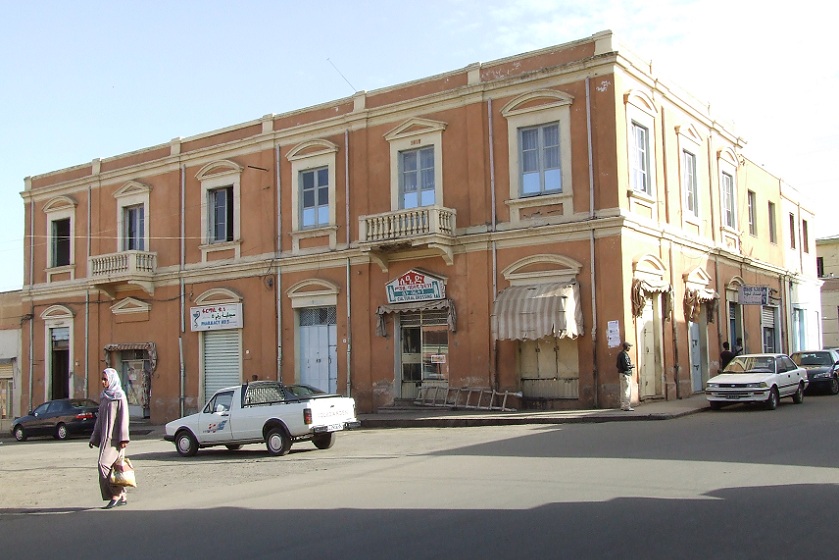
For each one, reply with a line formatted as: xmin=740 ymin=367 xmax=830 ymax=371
xmin=789 ymin=213 xmax=796 ymax=249
xmin=768 ymin=202 xmax=777 ymax=243
xmin=300 ymin=166 xmax=330 ymax=227
xmin=630 ymin=122 xmax=651 ymax=194
xmin=123 ymin=204 xmax=145 ymax=250
xmin=802 ymin=220 xmax=809 ymax=253
xmin=209 ymin=186 xmax=234 ymax=243
xmin=400 ymin=146 xmax=436 ymax=208
xmin=683 ymin=150 xmax=698 ymax=217
xmin=51 ymin=218 xmax=71 ymax=267
xmin=747 ymin=190 xmax=757 ymax=235
xmin=519 ymin=123 xmax=561 ymax=196
xmin=817 ymin=257 xmax=825 ymax=277
xmin=721 ymin=172 xmax=735 ymax=228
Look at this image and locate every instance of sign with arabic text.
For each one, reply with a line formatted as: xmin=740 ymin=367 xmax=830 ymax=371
xmin=190 ymin=303 xmax=243 ymax=332
xmin=386 ymin=270 xmax=445 ymax=304
xmin=739 ymin=286 xmax=769 ymax=305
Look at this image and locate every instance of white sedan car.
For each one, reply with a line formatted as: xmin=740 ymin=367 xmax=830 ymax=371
xmin=706 ymin=353 xmax=808 ymax=410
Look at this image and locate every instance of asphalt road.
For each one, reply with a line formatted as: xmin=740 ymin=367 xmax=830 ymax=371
xmin=2 ymin=394 xmax=839 ymax=559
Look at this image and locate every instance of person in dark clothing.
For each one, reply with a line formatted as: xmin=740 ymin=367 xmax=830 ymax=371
xmin=616 ymin=341 xmax=635 ymax=411
xmin=734 ymin=337 xmax=744 ymax=356
xmin=720 ymin=341 xmax=736 ymax=371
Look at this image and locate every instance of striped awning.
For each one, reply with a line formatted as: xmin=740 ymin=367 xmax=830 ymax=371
xmin=491 ymin=281 xmax=583 ymax=341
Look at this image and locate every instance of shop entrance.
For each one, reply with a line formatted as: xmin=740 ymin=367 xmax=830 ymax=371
xmin=299 ymin=306 xmax=337 ymax=393
xmin=399 ymin=310 xmax=449 ymax=400
xmin=50 ymin=327 xmax=70 ymax=400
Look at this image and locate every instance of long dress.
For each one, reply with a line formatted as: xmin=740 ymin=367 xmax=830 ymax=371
xmin=90 ymin=395 xmax=130 ymax=500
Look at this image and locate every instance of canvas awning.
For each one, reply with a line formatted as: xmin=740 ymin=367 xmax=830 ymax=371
xmin=375 ymin=298 xmax=457 ymax=337
xmin=491 ymin=281 xmax=583 ymax=341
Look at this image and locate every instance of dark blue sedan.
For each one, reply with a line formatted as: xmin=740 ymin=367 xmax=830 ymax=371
xmin=11 ymin=398 xmax=99 ymax=441
xmin=790 ymin=350 xmax=839 ymax=395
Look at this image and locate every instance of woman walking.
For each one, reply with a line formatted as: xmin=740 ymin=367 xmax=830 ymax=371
xmin=89 ymin=368 xmax=130 ymax=509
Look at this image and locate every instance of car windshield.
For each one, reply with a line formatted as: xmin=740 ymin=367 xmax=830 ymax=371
xmin=790 ymin=352 xmax=832 ymax=366
xmin=723 ymin=356 xmax=775 ymax=374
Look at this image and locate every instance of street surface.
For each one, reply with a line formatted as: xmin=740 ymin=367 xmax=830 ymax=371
xmin=2 ymin=395 xmax=839 ymax=559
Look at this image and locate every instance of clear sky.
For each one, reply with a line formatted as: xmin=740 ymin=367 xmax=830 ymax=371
xmin=1 ymin=0 xmax=835 ymax=292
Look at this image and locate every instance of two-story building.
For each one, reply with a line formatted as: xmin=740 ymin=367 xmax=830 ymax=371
xmin=19 ymin=31 xmax=820 ymax=423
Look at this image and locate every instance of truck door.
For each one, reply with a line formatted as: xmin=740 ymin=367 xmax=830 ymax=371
xmin=198 ymin=390 xmax=234 ymax=443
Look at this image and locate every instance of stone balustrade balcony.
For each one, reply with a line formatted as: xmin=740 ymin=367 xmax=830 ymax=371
xmin=88 ymin=250 xmax=157 ymax=296
xmin=358 ymin=206 xmax=456 ymax=270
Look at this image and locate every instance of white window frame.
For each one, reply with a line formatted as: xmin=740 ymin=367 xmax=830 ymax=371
xmin=501 ymin=90 xmax=574 ymax=223
xmin=624 ymin=90 xmax=658 ymax=199
xmin=288 ymin=140 xmax=339 ymax=252
xmin=196 ymin=161 xmax=243 ymax=261
xmin=384 ymin=118 xmax=446 ymax=212
xmin=683 ymin=150 xmax=699 ymax=218
xmin=768 ymin=201 xmax=777 ymax=244
xmin=747 ymin=190 xmax=757 ymax=236
xmin=721 ymin=172 xmax=735 ymax=229
xmin=114 ymin=181 xmax=151 ymax=253
xmin=398 ymin=145 xmax=437 ymax=208
xmin=676 ymin=124 xmax=703 ymax=227
xmin=518 ymin=122 xmax=562 ymax=197
xmin=40 ymin=305 xmax=75 ymax=402
xmin=43 ymin=196 xmax=77 ymax=282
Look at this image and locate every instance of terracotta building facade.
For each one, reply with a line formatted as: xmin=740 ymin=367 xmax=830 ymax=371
xmin=19 ymin=31 xmax=820 ymax=423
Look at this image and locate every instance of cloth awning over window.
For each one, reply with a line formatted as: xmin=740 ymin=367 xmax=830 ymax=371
xmin=491 ymin=281 xmax=583 ymax=341
xmin=375 ymin=298 xmax=457 ymax=337
xmin=103 ymin=342 xmax=158 ymax=373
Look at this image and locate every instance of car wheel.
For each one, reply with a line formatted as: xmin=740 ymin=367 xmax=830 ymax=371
xmin=830 ymin=377 xmax=839 ymax=395
xmin=313 ymin=432 xmax=335 ymax=449
xmin=13 ymin=425 xmax=26 ymax=442
xmin=792 ymin=383 xmax=805 ymax=404
xmin=765 ymin=387 xmax=780 ymax=410
xmin=54 ymin=423 xmax=68 ymax=440
xmin=708 ymin=401 xmax=722 ymax=410
xmin=266 ymin=427 xmax=291 ymax=456
xmin=225 ymin=444 xmax=242 ymax=451
xmin=175 ymin=430 xmax=198 ymax=457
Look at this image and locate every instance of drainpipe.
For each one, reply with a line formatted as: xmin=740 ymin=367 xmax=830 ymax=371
xmin=661 ymin=108 xmax=681 ymax=398
xmin=85 ymin=184 xmax=91 ymax=397
xmin=345 ymin=129 xmax=352 ymax=397
xmin=275 ymin=144 xmax=283 ymax=379
xmin=179 ymin=164 xmax=186 ymax=417
xmin=585 ymin=77 xmax=599 ymax=408
xmin=487 ymin=98 xmax=498 ymax=389
xmin=27 ymin=198 xmax=33 ymax=409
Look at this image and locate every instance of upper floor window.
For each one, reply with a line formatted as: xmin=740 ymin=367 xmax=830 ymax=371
xmin=683 ymin=150 xmax=698 ymax=218
xmin=301 ymin=166 xmax=330 ymax=227
xmin=789 ymin=213 xmax=796 ymax=249
xmin=519 ymin=123 xmax=561 ymax=196
xmin=52 ymin=218 xmax=71 ymax=267
xmin=196 ymin=160 xmax=243 ymax=260
xmin=114 ymin=181 xmax=152 ymax=253
xmin=501 ymin=89 xmax=574 ymax=223
xmin=400 ymin=146 xmax=436 ymax=208
xmin=768 ymin=202 xmax=777 ymax=243
xmin=817 ymin=256 xmax=825 ymax=277
xmin=630 ymin=122 xmax=651 ymax=194
xmin=209 ymin=186 xmax=234 ymax=243
xmin=802 ymin=219 xmax=809 ymax=253
xmin=721 ymin=172 xmax=735 ymax=228
xmin=384 ymin=118 xmax=446 ymax=212
xmin=747 ymin=190 xmax=757 ymax=236
xmin=123 ymin=205 xmax=145 ymax=250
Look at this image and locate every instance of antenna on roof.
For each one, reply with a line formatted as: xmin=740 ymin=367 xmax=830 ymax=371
xmin=327 ymin=58 xmax=357 ymax=93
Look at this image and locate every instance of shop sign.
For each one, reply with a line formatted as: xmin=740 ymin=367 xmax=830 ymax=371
xmin=190 ymin=303 xmax=243 ymax=331
xmin=386 ymin=270 xmax=445 ymax=304
xmin=739 ymin=286 xmax=769 ymax=305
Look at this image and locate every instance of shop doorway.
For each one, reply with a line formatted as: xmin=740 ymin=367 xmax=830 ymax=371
xmin=399 ymin=310 xmax=449 ymax=400
xmin=121 ymin=352 xmax=151 ymax=418
xmin=50 ymin=327 xmax=70 ymax=400
xmin=299 ymin=307 xmax=337 ymax=393
xmin=636 ymin=296 xmax=662 ymax=398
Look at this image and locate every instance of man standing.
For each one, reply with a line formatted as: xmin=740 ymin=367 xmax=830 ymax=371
xmin=617 ymin=341 xmax=635 ymax=411
xmin=720 ymin=341 xmax=736 ymax=370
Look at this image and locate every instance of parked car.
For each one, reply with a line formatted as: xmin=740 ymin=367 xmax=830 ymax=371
xmin=789 ymin=349 xmax=839 ymax=394
xmin=705 ymin=353 xmax=808 ymax=410
xmin=11 ymin=398 xmax=99 ymax=441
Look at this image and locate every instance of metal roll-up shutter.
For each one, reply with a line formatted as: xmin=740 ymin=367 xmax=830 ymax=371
xmin=761 ymin=306 xmax=775 ymax=328
xmin=203 ymin=330 xmax=241 ymax=403
xmin=0 ymin=362 xmax=13 ymax=379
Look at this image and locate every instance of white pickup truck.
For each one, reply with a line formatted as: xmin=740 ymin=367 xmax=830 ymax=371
xmin=164 ymin=381 xmax=361 ymax=457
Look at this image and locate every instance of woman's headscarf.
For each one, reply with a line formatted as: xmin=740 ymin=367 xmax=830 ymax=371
xmin=101 ymin=368 xmax=126 ymax=401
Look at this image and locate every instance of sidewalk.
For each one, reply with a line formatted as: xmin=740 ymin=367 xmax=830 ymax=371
xmin=2 ymin=395 xmax=710 ymax=441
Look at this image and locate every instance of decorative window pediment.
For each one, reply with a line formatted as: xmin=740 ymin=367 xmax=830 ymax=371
xmin=194 ymin=287 xmax=242 ymax=305
xmin=110 ymin=297 xmax=151 ymax=315
xmin=114 ymin=181 xmax=152 ymax=198
xmin=717 ymin=147 xmax=739 ymax=168
xmin=287 ymin=279 xmax=339 ymax=308
xmin=384 ymin=118 xmax=447 ymax=142
xmin=195 ymin=159 xmax=243 ymax=181
xmin=502 ymin=254 xmax=582 ymax=285
xmin=624 ymin=90 xmax=658 ymax=118
xmin=501 ymin=89 xmax=574 ymax=118
xmin=676 ymin=123 xmax=702 ymax=145
xmin=41 ymin=304 xmax=74 ymax=320
xmin=43 ymin=196 xmax=77 ymax=213
xmin=684 ymin=266 xmax=713 ymax=288
xmin=287 ymin=139 xmax=338 ymax=161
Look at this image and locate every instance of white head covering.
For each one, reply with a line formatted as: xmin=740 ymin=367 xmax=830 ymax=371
xmin=101 ymin=368 xmax=126 ymax=401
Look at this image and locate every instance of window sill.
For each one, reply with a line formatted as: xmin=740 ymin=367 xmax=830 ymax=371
xmin=627 ymin=189 xmax=655 ymax=203
xmin=291 ymin=225 xmax=338 ymax=252
xmin=199 ymin=240 xmax=241 ymax=262
xmin=506 ymin=192 xmax=572 ymax=223
xmin=46 ymin=264 xmax=75 ymax=283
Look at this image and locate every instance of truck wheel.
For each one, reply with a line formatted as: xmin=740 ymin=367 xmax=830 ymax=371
xmin=266 ymin=427 xmax=291 ymax=456
xmin=313 ymin=432 xmax=335 ymax=449
xmin=176 ymin=430 xmax=198 ymax=457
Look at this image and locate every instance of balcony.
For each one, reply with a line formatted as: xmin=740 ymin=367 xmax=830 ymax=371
xmin=359 ymin=206 xmax=456 ymax=270
xmin=88 ymin=251 xmax=157 ymax=297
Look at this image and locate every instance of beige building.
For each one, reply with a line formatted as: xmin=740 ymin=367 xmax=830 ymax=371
xmin=19 ymin=31 xmax=820 ymax=424
xmin=817 ymin=236 xmax=839 ymax=348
